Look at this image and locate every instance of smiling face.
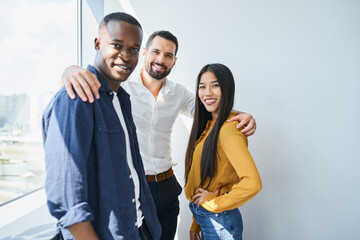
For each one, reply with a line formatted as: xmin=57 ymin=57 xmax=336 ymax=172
xmin=198 ymin=71 xmax=222 ymax=120
xmin=143 ymin=36 xmax=177 ymax=80
xmin=94 ymin=20 xmax=142 ymax=91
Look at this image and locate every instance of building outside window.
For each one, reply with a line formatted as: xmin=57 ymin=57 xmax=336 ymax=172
xmin=0 ymin=0 xmax=77 ymax=205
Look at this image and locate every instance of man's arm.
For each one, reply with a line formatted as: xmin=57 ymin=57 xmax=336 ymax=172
xmin=44 ymin=90 xmax=96 ymax=237
xmin=180 ymin=86 xmax=196 ymax=118
xmin=61 ymin=65 xmax=101 ymax=103
xmin=62 ymin=65 xmax=257 ymax=136
xmin=228 ymin=110 xmax=257 ymax=137
xmin=179 ymin=86 xmax=257 ymax=137
xmin=67 ymin=222 xmax=99 ymax=240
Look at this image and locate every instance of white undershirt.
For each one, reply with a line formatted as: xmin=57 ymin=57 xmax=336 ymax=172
xmin=112 ymin=92 xmax=143 ymax=228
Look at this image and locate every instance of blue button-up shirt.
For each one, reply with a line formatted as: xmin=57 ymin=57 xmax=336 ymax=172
xmin=42 ymin=65 xmax=161 ymax=240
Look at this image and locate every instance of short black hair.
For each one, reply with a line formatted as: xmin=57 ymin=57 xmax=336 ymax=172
xmin=146 ymin=30 xmax=179 ymax=56
xmin=99 ymin=12 xmax=142 ymax=31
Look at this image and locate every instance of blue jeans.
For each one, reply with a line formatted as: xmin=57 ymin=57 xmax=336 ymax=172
xmin=189 ymin=202 xmax=243 ymax=240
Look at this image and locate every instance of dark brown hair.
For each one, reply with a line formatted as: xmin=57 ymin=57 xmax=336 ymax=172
xmin=185 ymin=63 xmax=235 ymax=187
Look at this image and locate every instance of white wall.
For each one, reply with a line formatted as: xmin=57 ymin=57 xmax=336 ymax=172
xmin=83 ymin=1 xmax=360 ymax=239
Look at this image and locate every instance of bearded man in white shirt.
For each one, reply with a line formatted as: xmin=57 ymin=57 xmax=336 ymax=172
xmin=61 ymin=30 xmax=257 ymax=240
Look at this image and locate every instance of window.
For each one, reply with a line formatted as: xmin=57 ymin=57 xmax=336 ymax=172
xmin=0 ymin=0 xmax=77 ymax=205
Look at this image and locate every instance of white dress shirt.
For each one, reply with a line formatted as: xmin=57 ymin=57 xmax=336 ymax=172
xmin=122 ymin=72 xmax=195 ymax=175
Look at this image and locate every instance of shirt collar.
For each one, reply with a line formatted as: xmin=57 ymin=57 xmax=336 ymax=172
xmin=138 ymin=67 xmax=172 ymax=97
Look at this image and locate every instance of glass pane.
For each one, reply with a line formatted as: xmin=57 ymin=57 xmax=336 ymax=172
xmin=0 ymin=0 xmax=77 ymax=205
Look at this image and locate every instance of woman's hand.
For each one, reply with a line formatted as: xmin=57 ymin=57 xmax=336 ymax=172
xmin=192 ymin=188 xmax=219 ymax=206
xmin=190 ymin=230 xmax=201 ymax=240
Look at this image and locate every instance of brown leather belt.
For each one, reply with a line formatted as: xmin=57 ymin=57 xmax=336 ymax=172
xmin=146 ymin=168 xmax=174 ymax=182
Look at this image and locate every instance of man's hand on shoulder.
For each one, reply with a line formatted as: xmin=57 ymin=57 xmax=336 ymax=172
xmin=227 ymin=111 xmax=257 ymax=137
xmin=61 ymin=65 xmax=101 ymax=103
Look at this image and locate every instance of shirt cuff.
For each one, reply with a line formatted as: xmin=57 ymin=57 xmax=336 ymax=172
xmin=58 ymin=202 xmax=94 ymax=228
xmin=202 ymin=193 xmax=221 ymax=212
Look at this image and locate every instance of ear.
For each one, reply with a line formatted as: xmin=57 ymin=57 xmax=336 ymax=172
xmin=172 ymin=57 xmax=178 ymax=66
xmin=94 ymin=38 xmax=100 ymax=50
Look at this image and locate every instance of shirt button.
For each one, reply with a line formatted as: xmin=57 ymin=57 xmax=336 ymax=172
xmin=135 ymin=222 xmax=138 ymax=227
xmin=129 ymin=175 xmax=132 ymax=179
xmin=132 ymin=198 xmax=135 ymax=203
xmin=216 ymin=214 xmax=218 ymax=217
xmin=109 ymin=92 xmax=113 ymax=95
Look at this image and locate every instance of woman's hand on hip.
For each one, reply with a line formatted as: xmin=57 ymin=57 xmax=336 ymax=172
xmin=192 ymin=188 xmax=219 ymax=206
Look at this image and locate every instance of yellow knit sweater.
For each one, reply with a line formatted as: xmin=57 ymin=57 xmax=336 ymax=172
xmin=185 ymin=119 xmax=262 ymax=233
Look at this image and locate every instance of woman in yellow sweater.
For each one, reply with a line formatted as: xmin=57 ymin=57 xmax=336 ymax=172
xmin=184 ymin=63 xmax=262 ymax=240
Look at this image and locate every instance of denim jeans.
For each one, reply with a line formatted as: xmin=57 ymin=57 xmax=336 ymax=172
xmin=189 ymin=202 xmax=243 ymax=240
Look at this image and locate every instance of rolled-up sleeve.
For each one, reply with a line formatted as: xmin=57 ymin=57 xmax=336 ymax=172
xmin=43 ymin=90 xmax=95 ymax=228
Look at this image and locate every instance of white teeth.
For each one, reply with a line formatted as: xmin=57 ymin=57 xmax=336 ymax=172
xmin=205 ymin=99 xmax=216 ymax=103
xmin=153 ymin=64 xmax=164 ymax=70
xmin=115 ymin=65 xmax=129 ymax=70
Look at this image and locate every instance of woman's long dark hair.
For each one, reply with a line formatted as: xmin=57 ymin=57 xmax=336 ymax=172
xmin=185 ymin=63 xmax=235 ymax=187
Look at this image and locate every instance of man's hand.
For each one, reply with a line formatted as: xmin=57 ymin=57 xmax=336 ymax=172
xmin=67 ymin=221 xmax=99 ymax=240
xmin=227 ymin=112 xmax=256 ymax=137
xmin=61 ymin=65 xmax=101 ymax=103
xmin=190 ymin=230 xmax=201 ymax=240
xmin=192 ymin=188 xmax=219 ymax=207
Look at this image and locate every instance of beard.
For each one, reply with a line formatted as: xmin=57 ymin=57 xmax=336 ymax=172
xmin=147 ymin=62 xmax=173 ymax=80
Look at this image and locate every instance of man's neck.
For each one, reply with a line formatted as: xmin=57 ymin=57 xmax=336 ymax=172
xmin=141 ymin=70 xmax=165 ymax=101
xmin=94 ymin=65 xmax=120 ymax=92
